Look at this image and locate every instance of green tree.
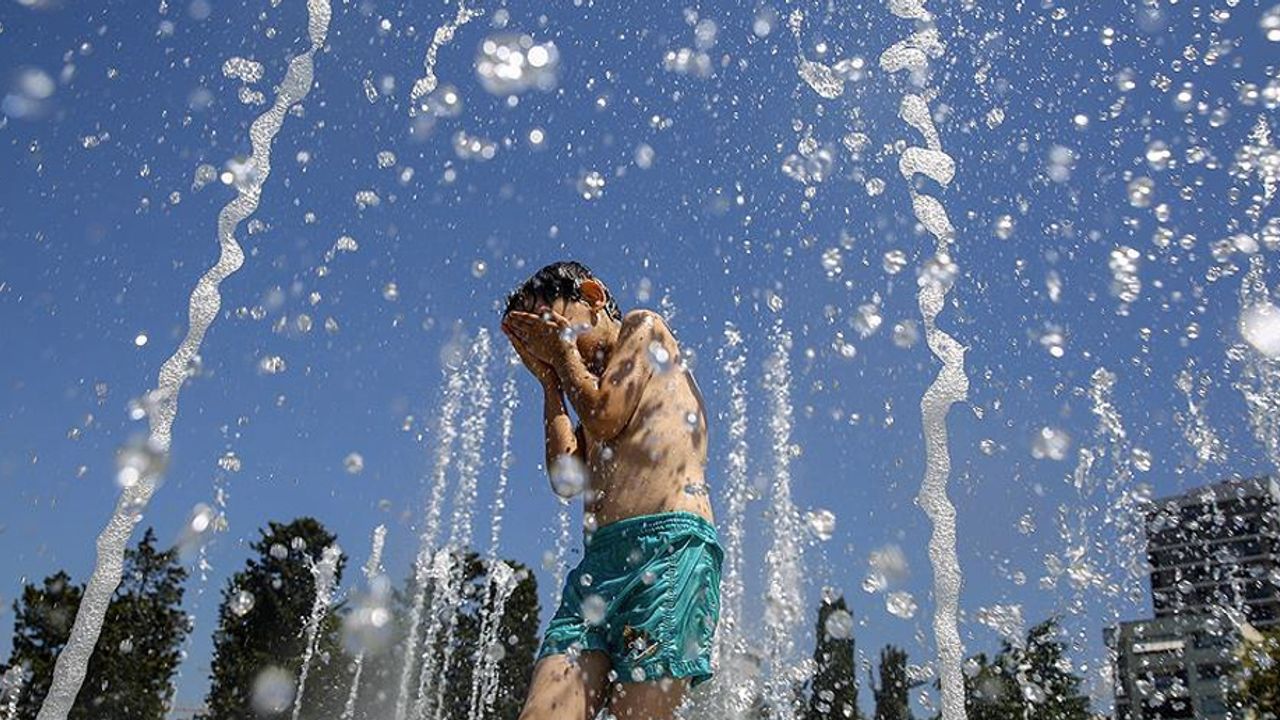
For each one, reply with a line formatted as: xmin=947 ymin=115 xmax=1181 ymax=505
xmin=805 ymin=595 xmax=859 ymax=720
xmin=1236 ymin=625 xmax=1280 ymax=719
xmin=956 ymin=618 xmax=1091 ymax=720
xmin=0 ymin=528 xmax=190 ymax=720
xmin=871 ymin=645 xmax=914 ymax=720
xmin=204 ymin=518 xmax=348 ymax=720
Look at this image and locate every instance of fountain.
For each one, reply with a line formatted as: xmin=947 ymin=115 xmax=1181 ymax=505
xmin=31 ymin=2 xmax=332 ymax=718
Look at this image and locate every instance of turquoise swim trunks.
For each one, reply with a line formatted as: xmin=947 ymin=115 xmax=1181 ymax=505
xmin=537 ymin=511 xmax=723 ymax=686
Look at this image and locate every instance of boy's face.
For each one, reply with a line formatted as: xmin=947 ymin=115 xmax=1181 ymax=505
xmin=511 ymin=291 xmax=612 ymax=363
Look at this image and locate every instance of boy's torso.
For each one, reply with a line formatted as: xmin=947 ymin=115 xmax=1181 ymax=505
xmin=583 ymin=360 xmax=712 ymax=528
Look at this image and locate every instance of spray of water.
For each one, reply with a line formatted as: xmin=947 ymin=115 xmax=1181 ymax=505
xmin=879 ymin=2 xmax=969 ymax=717
xmin=761 ymin=320 xmax=805 ymax=719
xmin=421 ymin=330 xmax=493 ymax=717
xmin=465 ymin=361 xmax=519 ymax=720
xmin=467 ymin=560 xmax=519 ymax=720
xmin=408 ymin=0 xmax=483 ymax=116
xmin=33 ymin=4 xmax=331 ymax=719
xmin=706 ymin=322 xmax=754 ymax=716
xmin=548 ymin=500 xmax=573 ymax=610
xmin=1 ymin=667 xmax=23 ymax=720
xmin=342 ymin=525 xmax=388 ymax=720
xmin=293 ymin=544 xmax=342 ymax=720
xmin=394 ymin=357 xmax=467 ymax=720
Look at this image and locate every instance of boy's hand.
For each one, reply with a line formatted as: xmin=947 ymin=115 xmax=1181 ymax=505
xmin=502 ymin=310 xmax=573 ymax=365
xmin=502 ymin=322 xmax=560 ymax=389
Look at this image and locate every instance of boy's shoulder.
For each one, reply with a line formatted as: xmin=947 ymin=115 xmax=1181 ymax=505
xmin=619 ymin=309 xmax=675 ymax=340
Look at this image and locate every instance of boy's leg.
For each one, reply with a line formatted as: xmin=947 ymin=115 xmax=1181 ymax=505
xmin=605 ymin=678 xmax=688 ymax=720
xmin=517 ymin=651 xmax=612 ymax=720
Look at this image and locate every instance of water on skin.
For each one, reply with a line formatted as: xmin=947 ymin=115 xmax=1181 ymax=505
xmin=393 ymin=361 xmax=467 ymax=720
xmin=293 ymin=544 xmax=342 ymax=720
xmin=879 ymin=3 xmax=969 ymax=717
xmin=342 ymin=525 xmax=388 ymax=720
xmin=33 ymin=3 xmax=332 ymax=718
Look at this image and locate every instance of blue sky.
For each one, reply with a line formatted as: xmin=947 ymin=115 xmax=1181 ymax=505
xmin=2 ymin=0 xmax=1278 ymax=713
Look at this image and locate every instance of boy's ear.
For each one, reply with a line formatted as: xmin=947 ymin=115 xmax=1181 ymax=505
xmin=580 ymin=278 xmax=607 ymax=309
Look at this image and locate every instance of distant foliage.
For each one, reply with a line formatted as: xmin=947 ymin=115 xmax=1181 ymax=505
xmin=804 ymin=595 xmax=860 ymax=720
xmin=958 ymin=619 xmax=1091 ymax=720
xmin=0 ymin=528 xmax=189 ymax=720
xmin=1235 ymin=626 xmax=1280 ymax=719
xmin=871 ymin=645 xmax=915 ymax=720
xmin=202 ymin=517 xmax=349 ymax=720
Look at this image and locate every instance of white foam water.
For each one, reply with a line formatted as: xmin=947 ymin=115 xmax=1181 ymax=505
xmin=34 ymin=3 xmax=331 ymax=719
xmin=879 ymin=3 xmax=970 ymax=717
xmin=342 ymin=525 xmax=388 ymax=720
xmin=408 ymin=0 xmax=482 ymax=116
xmin=293 ymin=544 xmax=342 ymax=720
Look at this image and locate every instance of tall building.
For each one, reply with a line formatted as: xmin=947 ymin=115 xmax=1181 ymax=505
xmin=1108 ymin=477 xmax=1280 ymax=720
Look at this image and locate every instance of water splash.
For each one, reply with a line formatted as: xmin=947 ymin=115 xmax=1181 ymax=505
xmin=705 ymin=322 xmax=755 ymax=717
xmin=761 ymin=320 xmax=806 ymax=719
xmin=342 ymin=525 xmax=388 ymax=720
xmin=408 ymin=0 xmax=482 ymax=116
xmin=548 ymin=500 xmax=573 ymax=609
xmin=293 ymin=544 xmax=342 ymax=720
xmin=1174 ymin=362 xmax=1226 ymax=469
xmin=393 ymin=359 xmax=467 ymax=720
xmin=879 ymin=2 xmax=969 ymax=717
xmin=463 ymin=358 xmax=519 ymax=720
xmin=421 ymin=330 xmax=493 ymax=717
xmin=466 ymin=560 xmax=518 ymax=720
xmin=1 ymin=667 xmax=23 ymax=720
xmin=1232 ymin=255 xmax=1280 ymax=471
xmin=34 ymin=3 xmax=331 ymax=718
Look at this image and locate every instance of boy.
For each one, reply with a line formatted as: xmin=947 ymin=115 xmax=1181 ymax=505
xmin=500 ymin=261 xmax=721 ymax=720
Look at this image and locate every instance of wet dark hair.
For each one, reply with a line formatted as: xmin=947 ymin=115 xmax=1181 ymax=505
xmin=503 ymin=261 xmax=622 ymax=322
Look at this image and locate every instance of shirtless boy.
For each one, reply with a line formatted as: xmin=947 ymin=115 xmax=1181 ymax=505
xmin=500 ymin=261 xmax=721 ymax=720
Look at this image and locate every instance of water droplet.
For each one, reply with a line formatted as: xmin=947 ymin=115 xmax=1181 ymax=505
xmin=882 ymin=249 xmax=908 ymax=275
xmin=1127 ymin=176 xmax=1156 ymax=208
xmin=805 ymin=509 xmax=836 ymax=540
xmin=251 ymin=667 xmax=295 ymax=714
xmin=886 ymin=591 xmax=917 ymax=619
xmin=230 ymin=589 xmax=256 ymax=616
xmin=549 ymin=455 xmax=587 ymax=498
xmin=576 ymin=170 xmax=606 ymax=200
xmin=824 ymin=608 xmax=854 ymax=639
xmin=581 ymin=594 xmax=606 ymax=625
xmin=1031 ymin=427 xmax=1071 ymax=461
xmin=1241 ymin=302 xmax=1280 ymax=358
xmin=993 ymin=214 xmax=1015 ymax=240
xmin=344 ymin=452 xmax=364 ymax=475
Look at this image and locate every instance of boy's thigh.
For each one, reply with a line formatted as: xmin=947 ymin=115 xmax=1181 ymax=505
xmin=518 ymin=651 xmax=612 ymax=720
xmin=606 ymin=678 xmax=688 ymax=720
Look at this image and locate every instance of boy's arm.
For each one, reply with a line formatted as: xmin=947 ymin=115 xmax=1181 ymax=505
xmin=553 ymin=310 xmax=675 ymax=441
xmin=542 ymin=382 xmax=583 ymax=471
